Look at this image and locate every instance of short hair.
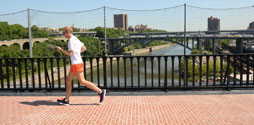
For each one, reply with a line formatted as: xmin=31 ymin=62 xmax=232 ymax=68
xmin=63 ymin=26 xmax=73 ymax=33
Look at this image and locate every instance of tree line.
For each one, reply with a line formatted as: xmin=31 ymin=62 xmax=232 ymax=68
xmin=0 ymin=22 xmax=49 ymax=40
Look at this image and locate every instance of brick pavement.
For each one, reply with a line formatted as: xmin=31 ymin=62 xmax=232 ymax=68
xmin=0 ymin=94 xmax=254 ymax=124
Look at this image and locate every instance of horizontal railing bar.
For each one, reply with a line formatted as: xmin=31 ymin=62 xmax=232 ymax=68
xmin=1 ymin=53 xmax=254 ymax=59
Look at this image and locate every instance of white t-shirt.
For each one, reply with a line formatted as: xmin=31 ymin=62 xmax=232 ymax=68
xmin=68 ymin=35 xmax=84 ymax=65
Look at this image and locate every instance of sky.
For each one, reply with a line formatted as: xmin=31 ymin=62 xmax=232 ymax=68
xmin=1 ymin=0 xmax=254 ymax=31
xmin=1 ymin=0 xmax=253 ymax=13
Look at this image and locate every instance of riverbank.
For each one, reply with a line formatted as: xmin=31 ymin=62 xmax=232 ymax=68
xmin=123 ymin=43 xmax=175 ymax=56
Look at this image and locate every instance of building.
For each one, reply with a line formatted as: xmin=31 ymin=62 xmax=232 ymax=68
xmin=114 ymin=14 xmax=128 ymax=30
xmin=79 ymin=28 xmax=88 ymax=32
xmin=41 ymin=27 xmax=59 ymax=33
xmin=208 ymin=16 xmax=220 ymax=33
xmin=128 ymin=26 xmax=135 ymax=32
xmin=135 ymin=24 xmax=148 ymax=31
xmin=248 ymin=21 xmax=254 ymax=29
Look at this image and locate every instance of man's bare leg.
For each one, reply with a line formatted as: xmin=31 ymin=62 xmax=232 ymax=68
xmin=65 ymin=72 xmax=76 ymax=101
xmin=76 ymin=72 xmax=102 ymax=94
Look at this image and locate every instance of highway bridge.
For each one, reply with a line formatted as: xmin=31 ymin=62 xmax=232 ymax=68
xmin=103 ymin=33 xmax=254 ymax=54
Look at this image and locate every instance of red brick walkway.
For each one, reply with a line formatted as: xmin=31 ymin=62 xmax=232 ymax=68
xmin=1 ymin=94 xmax=254 ymax=124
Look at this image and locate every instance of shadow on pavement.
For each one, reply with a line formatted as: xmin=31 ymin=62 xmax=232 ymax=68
xmin=20 ymin=100 xmax=99 ymax=106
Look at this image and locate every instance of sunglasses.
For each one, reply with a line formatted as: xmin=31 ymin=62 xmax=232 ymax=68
xmin=63 ymin=31 xmax=68 ymax=34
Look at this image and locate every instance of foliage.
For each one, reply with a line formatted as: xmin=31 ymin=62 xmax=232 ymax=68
xmin=126 ymin=43 xmax=142 ymax=51
xmin=147 ymin=40 xmax=168 ymax=47
xmin=33 ymin=40 xmax=67 ymax=58
xmin=220 ymin=39 xmax=230 ymax=49
xmin=78 ymin=36 xmax=104 ymax=56
xmin=0 ymin=22 xmax=50 ymax=40
xmin=191 ymin=49 xmax=199 ymax=54
xmin=0 ymin=22 xmax=28 ymax=40
xmin=183 ymin=57 xmax=233 ymax=82
xmin=31 ymin=25 xmax=49 ymax=38
xmin=136 ymin=28 xmax=167 ymax=33
xmin=89 ymin=27 xmax=132 ymax=38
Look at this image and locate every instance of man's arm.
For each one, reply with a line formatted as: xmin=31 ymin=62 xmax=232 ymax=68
xmin=80 ymin=45 xmax=86 ymax=53
xmin=56 ymin=46 xmax=73 ymax=56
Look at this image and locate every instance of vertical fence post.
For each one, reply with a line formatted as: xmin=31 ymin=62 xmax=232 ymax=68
xmin=0 ymin=59 xmax=3 ymax=89
xmin=213 ymin=39 xmax=216 ymax=54
xmin=103 ymin=57 xmax=107 ymax=89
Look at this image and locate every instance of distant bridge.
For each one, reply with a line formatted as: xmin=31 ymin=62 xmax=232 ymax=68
xmin=0 ymin=37 xmax=67 ymax=49
xmin=129 ymin=29 xmax=254 ymax=36
xmin=0 ymin=31 xmax=97 ymax=49
xmin=103 ymin=33 xmax=254 ymax=54
xmin=50 ymin=31 xmax=97 ymax=37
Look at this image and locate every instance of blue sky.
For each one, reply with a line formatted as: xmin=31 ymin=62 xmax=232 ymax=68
xmin=1 ymin=0 xmax=253 ymax=13
xmin=1 ymin=0 xmax=254 ymax=31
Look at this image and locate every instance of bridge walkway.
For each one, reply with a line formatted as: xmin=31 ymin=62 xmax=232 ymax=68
xmin=0 ymin=91 xmax=254 ymax=124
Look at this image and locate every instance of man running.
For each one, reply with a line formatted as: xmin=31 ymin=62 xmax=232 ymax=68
xmin=56 ymin=26 xmax=106 ymax=106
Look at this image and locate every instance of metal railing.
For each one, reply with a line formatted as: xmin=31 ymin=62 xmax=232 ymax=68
xmin=1 ymin=54 xmax=254 ymax=91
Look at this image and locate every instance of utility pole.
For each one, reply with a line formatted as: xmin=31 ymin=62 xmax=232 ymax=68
xmin=27 ymin=8 xmax=34 ymax=87
xmin=184 ymin=4 xmax=187 ymax=86
xmin=104 ymin=6 xmax=107 ymax=56
xmin=27 ymin=8 xmax=32 ymax=58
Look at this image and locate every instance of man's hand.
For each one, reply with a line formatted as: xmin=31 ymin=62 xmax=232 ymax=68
xmin=56 ymin=46 xmax=63 ymax=52
xmin=56 ymin=46 xmax=73 ymax=56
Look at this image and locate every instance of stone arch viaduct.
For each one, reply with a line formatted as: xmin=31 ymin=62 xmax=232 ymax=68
xmin=0 ymin=37 xmax=67 ymax=49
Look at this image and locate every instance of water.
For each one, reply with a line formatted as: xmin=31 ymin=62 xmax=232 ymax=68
xmin=84 ymin=43 xmax=193 ymax=87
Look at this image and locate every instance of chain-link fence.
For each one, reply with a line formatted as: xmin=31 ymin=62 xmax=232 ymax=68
xmin=1 ymin=5 xmax=254 ymax=54
xmin=0 ymin=10 xmax=27 ymax=27
xmin=30 ymin=7 xmax=105 ymax=31
xmin=1 ymin=5 xmax=254 ymax=33
xmin=105 ymin=5 xmax=184 ymax=32
xmin=186 ymin=5 xmax=254 ymax=31
xmin=0 ymin=5 xmax=253 ymax=46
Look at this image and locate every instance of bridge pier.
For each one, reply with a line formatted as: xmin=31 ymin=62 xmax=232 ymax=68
xmin=204 ymin=39 xmax=212 ymax=52
xmin=187 ymin=38 xmax=189 ymax=48
xmin=212 ymin=39 xmax=216 ymax=54
xmin=197 ymin=38 xmax=202 ymax=54
xmin=192 ymin=38 xmax=195 ymax=49
xmin=108 ymin=40 xmax=114 ymax=54
xmin=236 ymin=38 xmax=243 ymax=53
xmin=208 ymin=39 xmax=211 ymax=49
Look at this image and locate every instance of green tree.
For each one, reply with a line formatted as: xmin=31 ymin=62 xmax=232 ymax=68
xmin=90 ymin=27 xmax=131 ymax=38
xmin=31 ymin=25 xmax=49 ymax=38
xmin=78 ymin=36 xmax=103 ymax=56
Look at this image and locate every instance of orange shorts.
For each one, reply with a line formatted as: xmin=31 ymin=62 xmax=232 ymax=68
xmin=70 ymin=63 xmax=83 ymax=74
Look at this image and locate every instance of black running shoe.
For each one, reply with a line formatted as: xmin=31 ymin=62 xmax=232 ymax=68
xmin=57 ymin=98 xmax=70 ymax=106
xmin=99 ymin=89 xmax=106 ymax=103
